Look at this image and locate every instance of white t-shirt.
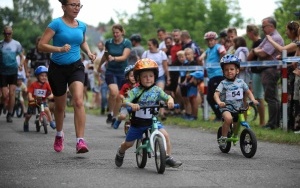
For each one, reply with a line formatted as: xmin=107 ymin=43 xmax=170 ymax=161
xmin=141 ymin=50 xmax=168 ymax=77
xmin=16 ymin=55 xmax=26 ymax=78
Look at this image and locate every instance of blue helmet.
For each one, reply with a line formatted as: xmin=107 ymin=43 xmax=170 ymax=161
xmin=124 ymin=65 xmax=134 ymax=77
xmin=190 ymin=71 xmax=204 ymax=80
xmin=34 ymin=65 xmax=48 ymax=76
xmin=220 ymin=54 xmax=241 ymax=70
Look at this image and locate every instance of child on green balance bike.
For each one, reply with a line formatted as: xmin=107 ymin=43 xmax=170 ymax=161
xmin=115 ymin=58 xmax=182 ymax=168
xmin=214 ymin=55 xmax=259 ymax=148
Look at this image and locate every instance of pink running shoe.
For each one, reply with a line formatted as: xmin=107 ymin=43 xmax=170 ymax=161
xmin=54 ymin=134 xmax=64 ymax=152
xmin=76 ymin=139 xmax=89 ymax=154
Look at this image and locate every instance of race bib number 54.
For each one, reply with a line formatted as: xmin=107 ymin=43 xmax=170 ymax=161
xmin=226 ymin=88 xmax=243 ymax=100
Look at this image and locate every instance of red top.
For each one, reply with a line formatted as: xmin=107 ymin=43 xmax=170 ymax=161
xmin=170 ymin=43 xmax=183 ymax=65
xmin=119 ymin=82 xmax=139 ymax=97
xmin=28 ymin=81 xmax=52 ymax=101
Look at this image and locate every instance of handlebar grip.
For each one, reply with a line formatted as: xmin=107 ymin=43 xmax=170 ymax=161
xmin=126 ymin=106 xmax=133 ymax=112
xmin=174 ymin=104 xmax=180 ymax=109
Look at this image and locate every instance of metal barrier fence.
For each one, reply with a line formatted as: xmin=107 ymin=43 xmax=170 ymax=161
xmin=167 ymin=52 xmax=300 ymax=131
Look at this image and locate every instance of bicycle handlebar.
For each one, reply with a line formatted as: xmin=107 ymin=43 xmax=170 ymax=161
xmin=216 ymin=102 xmax=257 ymax=113
xmin=126 ymin=103 xmax=180 ymax=112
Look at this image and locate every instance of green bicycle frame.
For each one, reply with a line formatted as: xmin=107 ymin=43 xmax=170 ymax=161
xmin=226 ymin=113 xmax=251 ymax=145
xmin=135 ymin=114 xmax=167 ymax=154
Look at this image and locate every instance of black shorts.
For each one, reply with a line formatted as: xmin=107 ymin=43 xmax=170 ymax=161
xmin=84 ymin=73 xmax=88 ymax=87
xmin=0 ymin=74 xmax=17 ymax=87
xmin=180 ymin=84 xmax=188 ymax=97
xmin=48 ymin=60 xmax=85 ymax=96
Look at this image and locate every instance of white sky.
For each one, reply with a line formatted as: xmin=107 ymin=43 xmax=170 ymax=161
xmin=1 ymin=0 xmax=279 ymax=28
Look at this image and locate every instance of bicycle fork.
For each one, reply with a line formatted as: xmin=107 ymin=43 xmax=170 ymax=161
xmin=226 ymin=114 xmax=251 ymax=146
xmin=150 ymin=130 xmax=167 ymax=152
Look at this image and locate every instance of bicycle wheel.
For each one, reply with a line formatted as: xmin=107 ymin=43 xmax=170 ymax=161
xmin=217 ymin=126 xmax=231 ymax=153
xmin=240 ymin=128 xmax=257 ymax=158
xmin=246 ymin=103 xmax=258 ymax=122
xmin=136 ymin=138 xmax=147 ymax=168
xmin=42 ymin=115 xmax=48 ymax=134
xmin=35 ymin=119 xmax=40 ymax=132
xmin=154 ymin=136 xmax=166 ymax=174
xmin=15 ymin=103 xmax=23 ymax=118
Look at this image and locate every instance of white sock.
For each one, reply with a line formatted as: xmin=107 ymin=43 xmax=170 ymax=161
xmin=76 ymin=138 xmax=84 ymax=143
xmin=56 ymin=131 xmax=63 ymax=137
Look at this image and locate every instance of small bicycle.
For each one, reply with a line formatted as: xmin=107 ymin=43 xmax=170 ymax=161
xmin=12 ymin=90 xmax=24 ymax=118
xmin=217 ymin=102 xmax=258 ymax=158
xmin=29 ymin=98 xmax=50 ymax=134
xmin=245 ymin=101 xmax=258 ymax=122
xmin=127 ymin=103 xmax=179 ymax=174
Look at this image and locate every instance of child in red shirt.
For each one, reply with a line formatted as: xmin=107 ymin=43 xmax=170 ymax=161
xmin=112 ymin=65 xmax=138 ymax=129
xmin=23 ymin=66 xmax=55 ymax=132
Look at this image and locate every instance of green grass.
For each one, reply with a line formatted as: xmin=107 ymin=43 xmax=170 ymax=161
xmin=163 ymin=110 xmax=300 ymax=145
xmin=67 ymin=91 xmax=300 ymax=145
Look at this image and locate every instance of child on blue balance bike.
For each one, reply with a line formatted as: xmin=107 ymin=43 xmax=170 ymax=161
xmin=214 ymin=54 xmax=259 ymax=147
xmin=115 ymin=58 xmax=182 ymax=168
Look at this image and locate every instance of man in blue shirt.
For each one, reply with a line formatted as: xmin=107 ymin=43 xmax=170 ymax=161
xmin=0 ymin=26 xmax=24 ymax=123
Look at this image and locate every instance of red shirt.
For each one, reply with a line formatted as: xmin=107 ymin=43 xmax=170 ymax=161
xmin=28 ymin=81 xmax=52 ymax=101
xmin=119 ymin=82 xmax=138 ymax=97
xmin=170 ymin=43 xmax=183 ymax=65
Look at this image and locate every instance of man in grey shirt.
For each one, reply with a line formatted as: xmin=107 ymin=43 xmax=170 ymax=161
xmin=251 ymin=17 xmax=284 ymax=129
xmin=128 ymin=34 xmax=145 ymax=65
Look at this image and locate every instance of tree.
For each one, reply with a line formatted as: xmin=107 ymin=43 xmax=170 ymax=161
xmin=274 ymin=0 xmax=300 ymax=45
xmin=122 ymin=0 xmax=244 ymax=48
xmin=0 ymin=0 xmax=52 ymax=50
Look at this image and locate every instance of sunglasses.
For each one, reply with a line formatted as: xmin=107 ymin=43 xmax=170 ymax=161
xmin=3 ymin=32 xmax=12 ymax=36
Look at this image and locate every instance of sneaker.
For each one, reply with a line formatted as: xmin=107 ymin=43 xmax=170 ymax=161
xmin=23 ymin=121 xmax=29 ymax=132
xmin=185 ymin=116 xmax=197 ymax=121
xmin=54 ymin=133 xmax=64 ymax=152
xmin=218 ymin=136 xmax=227 ymax=147
xmin=106 ymin=114 xmax=113 ymax=124
xmin=166 ymin=156 xmax=182 ymax=168
xmin=113 ymin=119 xmax=121 ymax=129
xmin=115 ymin=148 xmax=125 ymax=167
xmin=111 ymin=117 xmax=116 ymax=128
xmin=182 ymin=113 xmax=191 ymax=119
xmin=50 ymin=121 xmax=56 ymax=130
xmin=262 ymin=124 xmax=275 ymax=130
xmin=76 ymin=139 xmax=89 ymax=154
xmin=6 ymin=113 xmax=13 ymax=123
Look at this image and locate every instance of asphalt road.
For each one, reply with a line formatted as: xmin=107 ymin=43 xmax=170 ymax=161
xmin=0 ymin=112 xmax=299 ymax=188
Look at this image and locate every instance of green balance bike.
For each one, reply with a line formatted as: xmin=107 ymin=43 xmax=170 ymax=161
xmin=217 ymin=102 xmax=258 ymax=158
xmin=127 ymin=103 xmax=179 ymax=174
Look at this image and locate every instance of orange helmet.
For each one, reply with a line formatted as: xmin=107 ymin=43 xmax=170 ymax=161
xmin=134 ymin=58 xmax=159 ymax=81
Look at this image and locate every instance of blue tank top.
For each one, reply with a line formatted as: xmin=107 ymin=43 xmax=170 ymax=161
xmin=205 ymin=44 xmax=223 ymax=79
xmin=48 ymin=17 xmax=86 ymax=65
